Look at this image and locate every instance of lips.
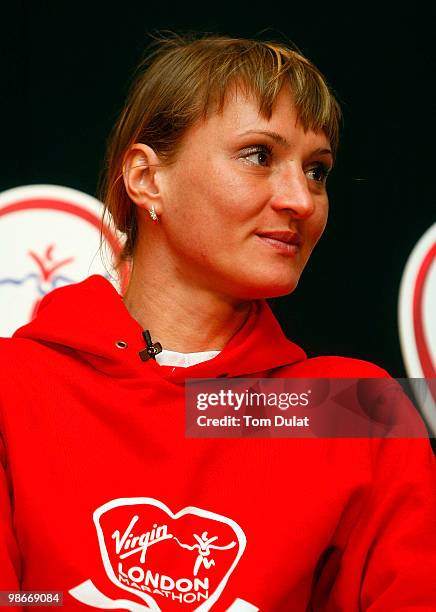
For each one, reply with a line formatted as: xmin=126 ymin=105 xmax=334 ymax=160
xmin=256 ymin=230 xmax=302 ymax=246
xmin=255 ymin=231 xmax=302 ymax=255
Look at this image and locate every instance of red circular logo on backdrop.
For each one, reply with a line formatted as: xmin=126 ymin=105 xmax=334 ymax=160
xmin=0 ymin=184 xmax=128 ymax=337
xmin=398 ymin=223 xmax=436 ymax=433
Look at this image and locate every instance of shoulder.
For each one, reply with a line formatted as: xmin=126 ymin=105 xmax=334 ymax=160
xmin=0 ymin=335 xmax=50 ymax=358
xmin=0 ymin=336 xmax=63 ymax=381
xmin=0 ymin=336 xmax=29 ymax=362
xmin=279 ymin=355 xmax=391 ymax=378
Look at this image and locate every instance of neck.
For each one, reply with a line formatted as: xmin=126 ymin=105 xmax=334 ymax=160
xmin=122 ymin=259 xmax=252 ymax=354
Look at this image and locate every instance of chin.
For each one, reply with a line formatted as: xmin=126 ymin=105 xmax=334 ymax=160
xmin=263 ymin=280 xmax=299 ymax=299
xmin=229 ymin=273 xmax=300 ymax=301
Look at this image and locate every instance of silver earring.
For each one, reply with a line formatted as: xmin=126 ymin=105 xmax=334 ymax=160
xmin=149 ymin=205 xmax=158 ymax=223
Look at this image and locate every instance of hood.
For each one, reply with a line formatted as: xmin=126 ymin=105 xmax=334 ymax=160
xmin=13 ymin=275 xmax=306 ymax=382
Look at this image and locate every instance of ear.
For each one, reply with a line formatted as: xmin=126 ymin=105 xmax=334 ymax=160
xmin=123 ymin=143 xmax=163 ymax=213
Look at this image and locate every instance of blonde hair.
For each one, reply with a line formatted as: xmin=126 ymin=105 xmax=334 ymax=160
xmin=100 ymin=34 xmax=342 ymax=268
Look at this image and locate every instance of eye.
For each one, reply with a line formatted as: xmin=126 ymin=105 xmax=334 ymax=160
xmin=240 ymin=144 xmax=272 ymax=167
xmin=306 ymin=162 xmax=331 ymax=184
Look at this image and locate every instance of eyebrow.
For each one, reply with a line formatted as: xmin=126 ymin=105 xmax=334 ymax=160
xmin=239 ymin=129 xmax=333 ymax=159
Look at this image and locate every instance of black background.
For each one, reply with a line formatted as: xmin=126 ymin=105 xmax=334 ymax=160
xmin=2 ymin=1 xmax=435 ymax=379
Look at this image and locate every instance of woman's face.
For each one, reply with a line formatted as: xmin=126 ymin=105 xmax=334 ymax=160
xmin=154 ymin=85 xmax=333 ymax=300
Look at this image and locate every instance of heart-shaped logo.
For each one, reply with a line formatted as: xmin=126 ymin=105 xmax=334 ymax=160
xmin=398 ymin=222 xmax=436 ymax=433
xmin=92 ymin=497 xmax=246 ymax=611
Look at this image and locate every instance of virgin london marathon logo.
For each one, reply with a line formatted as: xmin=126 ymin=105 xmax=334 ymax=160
xmin=69 ymin=497 xmax=258 ymax=611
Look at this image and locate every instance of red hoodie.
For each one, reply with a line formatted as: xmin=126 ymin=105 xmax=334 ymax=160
xmin=0 ymin=275 xmax=435 ymax=611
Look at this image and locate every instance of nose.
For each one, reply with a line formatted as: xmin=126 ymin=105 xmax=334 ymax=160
xmin=269 ymin=165 xmax=315 ymax=218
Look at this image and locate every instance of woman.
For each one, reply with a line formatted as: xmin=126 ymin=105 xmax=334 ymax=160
xmin=0 ymin=35 xmax=435 ymax=611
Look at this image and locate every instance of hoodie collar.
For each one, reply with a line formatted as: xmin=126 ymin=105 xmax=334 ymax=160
xmin=13 ymin=275 xmax=306 ymax=381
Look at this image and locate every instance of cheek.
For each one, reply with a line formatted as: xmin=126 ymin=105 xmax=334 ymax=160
xmin=315 ymin=198 xmax=329 ymax=235
xmin=202 ymin=164 xmax=253 ymax=214
xmin=305 ymin=203 xmax=328 ymax=251
xmin=317 ymin=211 xmax=329 ymax=241
xmin=162 ymin=156 xmax=266 ymax=245
xmin=167 ymin=162 xmax=223 ymax=212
